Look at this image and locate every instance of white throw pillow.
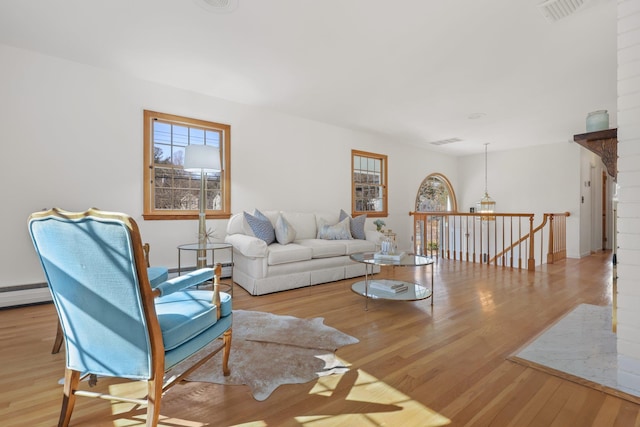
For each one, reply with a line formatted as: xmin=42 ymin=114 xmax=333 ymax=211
xmin=275 ymin=214 xmax=297 ymax=244
xmin=317 ymin=217 xmax=353 ymax=240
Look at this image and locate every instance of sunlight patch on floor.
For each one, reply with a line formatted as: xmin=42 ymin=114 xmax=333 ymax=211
xmin=97 ymin=359 xmax=451 ymax=426
xmin=103 ymin=382 xmax=208 ymax=427
xmin=295 ymin=368 xmax=451 ymax=426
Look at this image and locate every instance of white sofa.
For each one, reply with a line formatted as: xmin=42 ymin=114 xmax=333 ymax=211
xmin=224 ymin=210 xmax=382 ymax=295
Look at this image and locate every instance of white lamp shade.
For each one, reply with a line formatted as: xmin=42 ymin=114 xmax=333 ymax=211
xmin=183 ymin=145 xmax=221 ymax=172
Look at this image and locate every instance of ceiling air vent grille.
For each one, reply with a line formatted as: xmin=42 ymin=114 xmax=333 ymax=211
xmin=538 ymin=0 xmax=586 ymax=23
xmin=429 ymin=137 xmax=462 ymax=146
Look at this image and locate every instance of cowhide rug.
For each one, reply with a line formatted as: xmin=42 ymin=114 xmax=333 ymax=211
xmin=172 ymin=310 xmax=359 ymax=401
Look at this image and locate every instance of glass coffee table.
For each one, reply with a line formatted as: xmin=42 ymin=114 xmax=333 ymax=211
xmin=349 ymin=252 xmax=434 ymax=310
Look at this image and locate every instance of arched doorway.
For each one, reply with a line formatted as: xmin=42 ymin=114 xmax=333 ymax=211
xmin=415 ymin=173 xmax=458 ymax=212
xmin=414 ymin=173 xmax=458 ymax=255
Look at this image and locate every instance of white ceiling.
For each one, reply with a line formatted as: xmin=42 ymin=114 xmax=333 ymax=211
xmin=0 ymin=0 xmax=617 ymax=156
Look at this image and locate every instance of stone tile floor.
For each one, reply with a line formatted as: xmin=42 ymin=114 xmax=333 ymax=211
xmin=512 ymin=304 xmax=640 ymax=399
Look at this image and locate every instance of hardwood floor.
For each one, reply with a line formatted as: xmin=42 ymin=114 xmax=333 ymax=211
xmin=2 ymin=252 xmax=639 ymax=426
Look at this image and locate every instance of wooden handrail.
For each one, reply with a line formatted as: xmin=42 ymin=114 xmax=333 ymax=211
xmin=410 ymin=211 xmax=570 ymax=271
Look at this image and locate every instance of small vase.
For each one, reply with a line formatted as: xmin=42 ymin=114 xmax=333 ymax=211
xmin=586 ymin=110 xmax=609 ymax=132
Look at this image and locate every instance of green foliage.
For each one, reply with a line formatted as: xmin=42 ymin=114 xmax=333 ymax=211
xmin=373 ymin=219 xmax=386 ymax=231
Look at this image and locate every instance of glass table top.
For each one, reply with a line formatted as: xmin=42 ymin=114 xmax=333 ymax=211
xmin=177 ymin=242 xmax=232 ymax=251
xmin=349 ymin=251 xmax=434 ymax=267
xmin=351 ymin=279 xmax=432 ymax=301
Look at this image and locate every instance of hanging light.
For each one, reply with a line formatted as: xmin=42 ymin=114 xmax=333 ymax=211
xmin=476 ymin=143 xmax=496 ymax=220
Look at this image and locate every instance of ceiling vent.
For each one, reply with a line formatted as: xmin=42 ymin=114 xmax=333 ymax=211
xmin=193 ymin=0 xmax=239 ymax=13
xmin=537 ymin=0 xmax=586 ymax=23
xmin=429 ymin=137 xmax=462 ymax=146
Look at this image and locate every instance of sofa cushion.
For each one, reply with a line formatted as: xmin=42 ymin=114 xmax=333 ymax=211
xmin=339 ymin=209 xmax=367 ymax=240
xmin=155 ymin=290 xmax=218 ymax=351
xmin=244 ymin=209 xmax=276 ymax=244
xmin=282 ymin=212 xmax=318 ymax=240
xmin=342 ymin=238 xmax=377 ymax=254
xmin=297 ymin=239 xmax=347 ymax=258
xmin=275 ymin=214 xmax=296 ymax=244
xmin=317 ymin=217 xmax=352 ymax=240
xmin=267 ymin=243 xmax=313 ymax=265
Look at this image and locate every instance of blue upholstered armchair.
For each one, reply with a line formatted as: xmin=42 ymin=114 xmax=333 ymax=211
xmin=28 ymin=208 xmax=232 ymax=427
xmin=49 ymin=242 xmax=170 ymax=355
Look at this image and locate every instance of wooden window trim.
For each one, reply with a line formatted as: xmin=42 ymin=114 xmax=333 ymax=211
xmin=351 ymin=149 xmax=388 ymax=218
xmin=143 ymin=110 xmax=231 ymax=220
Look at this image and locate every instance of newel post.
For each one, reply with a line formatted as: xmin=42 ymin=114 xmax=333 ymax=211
xmin=528 ymin=215 xmax=536 ymax=271
xmin=547 ymin=214 xmax=555 ymax=264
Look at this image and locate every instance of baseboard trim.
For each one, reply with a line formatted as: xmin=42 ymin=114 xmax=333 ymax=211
xmin=0 ymin=282 xmax=48 ymax=293
xmin=0 ymin=283 xmax=51 ymax=309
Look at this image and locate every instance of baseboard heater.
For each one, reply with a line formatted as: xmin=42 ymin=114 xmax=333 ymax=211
xmin=1 ymin=265 xmax=233 ymax=309
xmin=0 ymin=283 xmax=51 ymax=309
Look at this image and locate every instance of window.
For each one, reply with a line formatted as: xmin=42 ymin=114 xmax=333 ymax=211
xmin=414 ymin=173 xmax=457 ymax=252
xmin=143 ymin=110 xmax=231 ymax=220
xmin=351 ymin=150 xmax=387 ymax=217
xmin=415 ymin=173 xmax=458 ymax=212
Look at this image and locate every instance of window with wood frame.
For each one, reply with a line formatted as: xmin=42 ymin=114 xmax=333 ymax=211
xmin=143 ymin=110 xmax=231 ymax=220
xmin=351 ymin=149 xmax=387 ymax=217
xmin=415 ymin=173 xmax=458 ymax=212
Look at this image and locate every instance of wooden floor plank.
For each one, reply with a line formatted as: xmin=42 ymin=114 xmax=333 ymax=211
xmin=1 ymin=251 xmax=638 ymax=426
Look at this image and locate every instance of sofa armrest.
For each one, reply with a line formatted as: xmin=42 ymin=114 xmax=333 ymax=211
xmin=225 ymin=234 xmax=268 ymax=258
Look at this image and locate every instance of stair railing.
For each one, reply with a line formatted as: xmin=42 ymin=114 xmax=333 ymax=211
xmin=545 ymin=212 xmax=571 ymax=264
xmin=410 ymin=211 xmax=569 ymax=271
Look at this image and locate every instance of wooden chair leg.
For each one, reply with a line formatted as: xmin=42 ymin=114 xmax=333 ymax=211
xmin=222 ymin=329 xmax=232 ymax=376
xmin=52 ymin=320 xmax=64 ymax=354
xmin=146 ymin=378 xmax=163 ymax=427
xmin=58 ymin=368 xmax=80 ymax=427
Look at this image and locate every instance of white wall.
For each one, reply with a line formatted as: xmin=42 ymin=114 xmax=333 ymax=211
xmin=0 ymin=44 xmax=456 ymax=294
xmin=457 ymin=142 xmax=583 ymax=259
xmin=388 ymin=143 xmax=459 ymax=252
xmin=0 ymin=41 xmax=603 ymax=306
xmin=616 ymin=0 xmax=640 ymax=394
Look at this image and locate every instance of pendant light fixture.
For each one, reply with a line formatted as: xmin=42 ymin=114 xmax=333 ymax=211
xmin=477 ymin=143 xmax=496 ymax=219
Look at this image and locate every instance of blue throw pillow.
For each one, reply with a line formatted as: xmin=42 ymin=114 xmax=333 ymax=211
xmin=244 ymin=209 xmax=275 ymax=244
xmin=339 ymin=209 xmax=367 ymax=240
